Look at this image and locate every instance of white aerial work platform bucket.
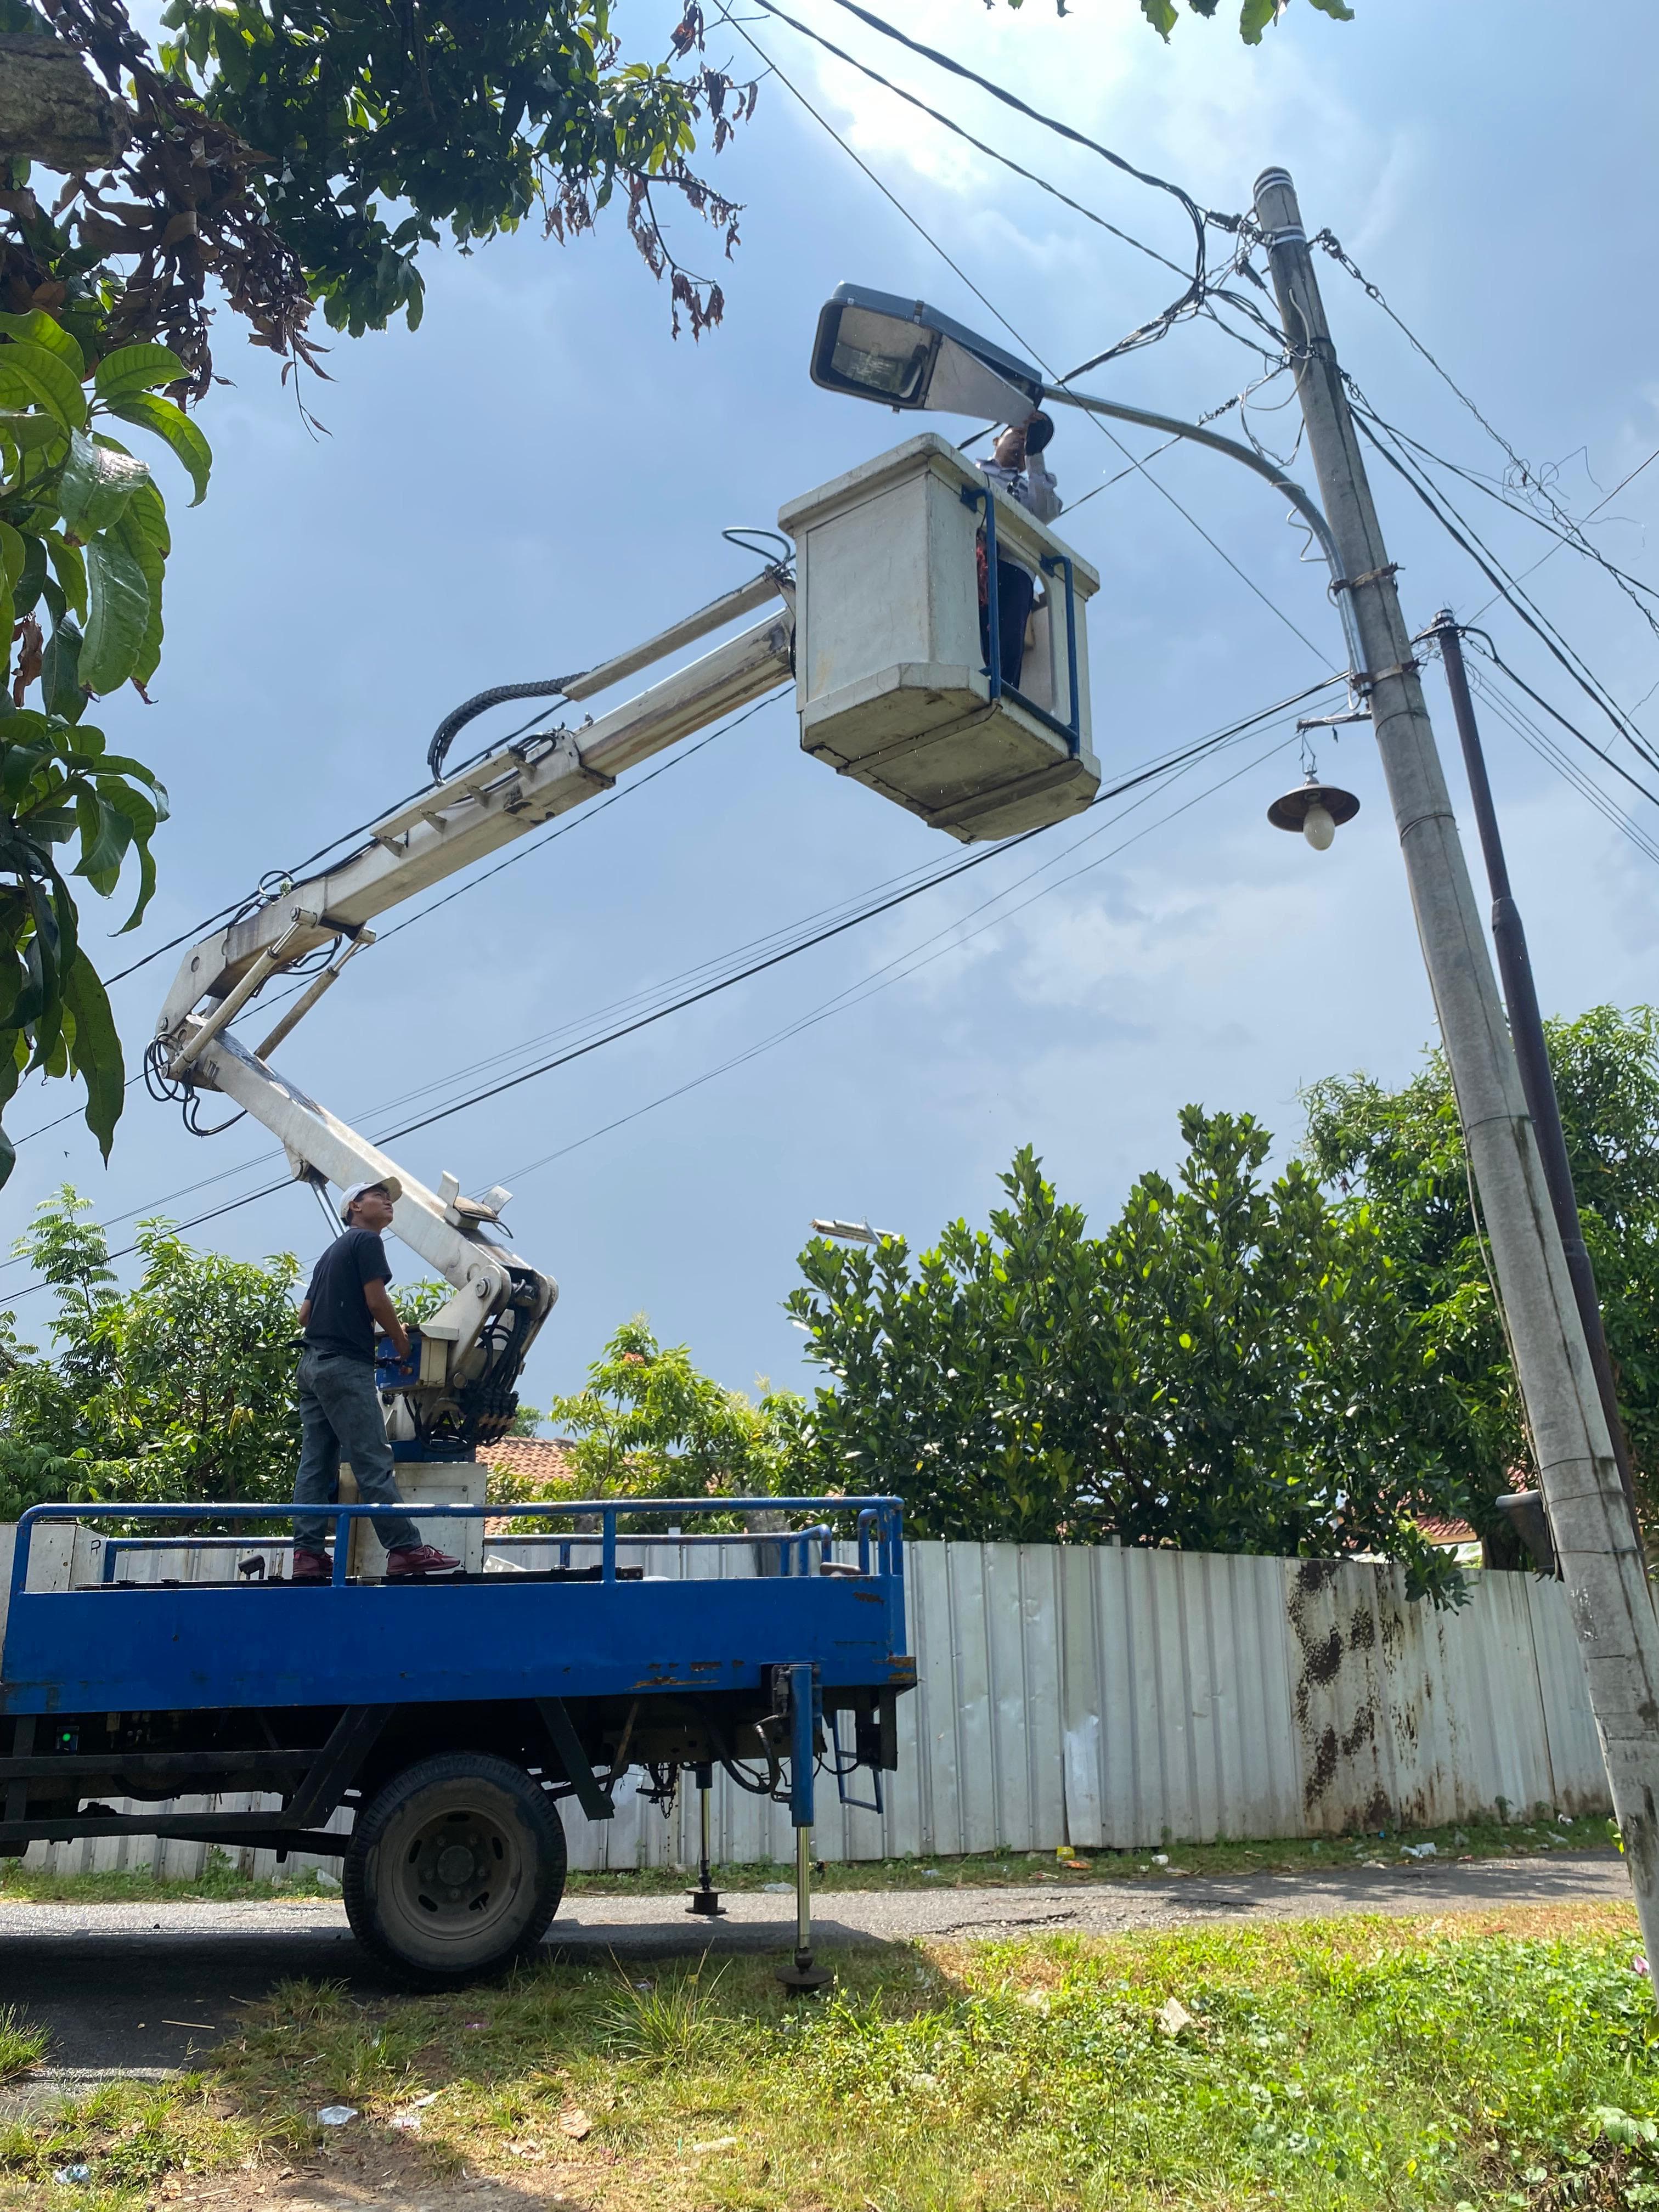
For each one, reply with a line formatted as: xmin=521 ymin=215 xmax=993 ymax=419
xmin=778 ymin=433 xmax=1101 ymax=842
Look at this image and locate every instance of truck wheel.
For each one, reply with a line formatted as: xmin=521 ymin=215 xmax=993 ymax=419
xmin=342 ymin=1752 xmax=566 ymax=1986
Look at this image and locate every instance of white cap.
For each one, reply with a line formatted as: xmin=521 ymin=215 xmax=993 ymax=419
xmin=339 ymin=1176 xmax=402 ymax=1222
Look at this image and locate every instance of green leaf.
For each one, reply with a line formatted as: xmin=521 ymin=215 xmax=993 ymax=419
xmin=1239 ymin=0 xmax=1280 ymax=38
xmin=0 ymin=520 xmax=22 ymax=596
xmin=93 ymin=343 xmax=187 ymax=402
xmin=46 ymin=534 xmax=86 ymax=623
xmin=93 ymin=777 xmax=161 ymax=928
xmin=1139 ymin=0 xmax=1178 ymax=30
xmin=105 ymin=393 xmax=211 ymax=506
xmin=114 ymin=509 xmax=165 ymax=688
xmin=72 ymin=786 xmax=133 ymax=890
xmin=0 ymin=409 xmax=65 ymax=456
xmin=16 ymin=535 xmax=47 ymax=619
xmin=124 ymin=479 xmax=171 ymax=560
xmin=41 ymin=618 xmax=84 ymax=724
xmin=1304 ymin=0 xmax=1355 ymax=15
xmin=59 ymin=947 xmax=124 ymax=1164
xmin=57 ymin=430 xmax=149 ymax=541
xmin=0 ymin=311 xmax=86 ymax=379
xmin=0 ymin=343 xmax=88 ymax=434
xmin=80 ymin=538 xmax=150 ymax=695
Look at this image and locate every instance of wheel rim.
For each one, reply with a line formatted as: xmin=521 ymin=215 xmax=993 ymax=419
xmin=376 ymin=1790 xmax=530 ymax=1960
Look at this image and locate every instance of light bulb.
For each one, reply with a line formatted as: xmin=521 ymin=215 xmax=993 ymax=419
xmin=1302 ymin=802 xmax=1335 ymax=851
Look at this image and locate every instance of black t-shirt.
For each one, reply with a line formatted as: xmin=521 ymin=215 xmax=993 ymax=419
xmin=302 ymin=1227 xmax=392 ymax=1363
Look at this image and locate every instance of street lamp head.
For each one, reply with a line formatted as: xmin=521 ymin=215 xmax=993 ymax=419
xmin=1267 ymin=778 xmax=1360 ymax=851
xmin=811 ymin=285 xmax=1045 ymax=423
xmin=810 ymin=1217 xmax=898 ymax=1246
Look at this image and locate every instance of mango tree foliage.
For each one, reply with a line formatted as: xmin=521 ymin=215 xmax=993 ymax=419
xmin=0 ymin=313 xmax=210 ymax=1180
xmin=1006 ymin=0 xmax=1355 ymax=40
xmin=545 ymin=1316 xmax=801 ymax=1501
xmin=786 ymin=1116 xmax=1464 ymax=1601
xmin=2 ymin=0 xmax=755 ymax=398
xmin=0 ymin=1186 xmax=301 ymax=1520
xmin=1304 ymin=1005 xmax=1659 ymax=1558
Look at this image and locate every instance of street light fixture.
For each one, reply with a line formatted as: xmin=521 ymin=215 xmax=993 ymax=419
xmin=810 ymin=1217 xmax=898 ymax=1245
xmin=809 ymin=284 xmax=1364 ymax=673
xmin=1267 ymin=777 xmax=1361 ymax=851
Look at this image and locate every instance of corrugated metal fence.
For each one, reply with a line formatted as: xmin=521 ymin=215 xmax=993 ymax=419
xmin=21 ymin=1539 xmax=1607 ymax=1882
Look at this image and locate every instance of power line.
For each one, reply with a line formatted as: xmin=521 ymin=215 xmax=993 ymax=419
xmin=0 ymin=676 xmax=1346 ymax=1300
xmin=741 ymin=0 xmax=1190 ymax=283
xmin=721 ymin=8 xmax=1334 ymax=668
xmin=497 ymin=718 xmax=1304 ymax=1187
xmin=1455 ymin=628 xmax=1659 ymax=815
xmin=808 ymin=0 xmax=1219 ymax=266
xmin=1374 ymin=414 xmax=1659 ymax=642
xmin=1350 ymin=404 xmax=1659 ymax=781
xmin=736 ymin=0 xmax=1290 ymax=376
xmin=1463 ymin=662 xmax=1659 ymax=874
xmin=368 ymin=702 xmax=1331 ymax=1150
xmin=1469 ymin=443 xmax=1659 ymax=624
xmin=8 ymin=689 xmax=791 ymax=1154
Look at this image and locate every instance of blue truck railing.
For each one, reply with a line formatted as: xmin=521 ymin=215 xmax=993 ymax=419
xmin=2 ymin=1495 xmax=910 ymax=1722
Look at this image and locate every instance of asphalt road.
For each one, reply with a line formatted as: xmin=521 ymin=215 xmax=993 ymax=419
xmin=0 ymin=1850 xmax=1631 ymax=2113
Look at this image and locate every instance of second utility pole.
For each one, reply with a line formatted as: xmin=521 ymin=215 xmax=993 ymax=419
xmin=1254 ymin=167 xmax=1659 ymax=1968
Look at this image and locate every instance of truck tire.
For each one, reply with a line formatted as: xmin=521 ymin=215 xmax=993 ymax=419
xmin=342 ymin=1752 xmax=566 ymax=1986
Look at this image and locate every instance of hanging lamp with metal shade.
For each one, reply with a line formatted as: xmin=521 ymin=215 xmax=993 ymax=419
xmin=1267 ymin=777 xmax=1361 ymax=851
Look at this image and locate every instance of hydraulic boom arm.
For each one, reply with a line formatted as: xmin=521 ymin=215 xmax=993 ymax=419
xmin=153 ymin=571 xmax=793 ymax=1454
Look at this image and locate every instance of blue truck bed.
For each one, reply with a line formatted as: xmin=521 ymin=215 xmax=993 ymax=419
xmin=1 ymin=1497 xmax=911 ymax=1984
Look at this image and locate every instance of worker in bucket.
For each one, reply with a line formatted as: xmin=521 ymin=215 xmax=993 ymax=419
xmin=979 ymin=409 xmax=1059 ymax=689
xmin=289 ymin=1178 xmax=460 ymax=1583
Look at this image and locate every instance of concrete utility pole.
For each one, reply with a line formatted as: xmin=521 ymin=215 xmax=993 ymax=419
xmin=1253 ymin=167 xmax=1659 ymax=1965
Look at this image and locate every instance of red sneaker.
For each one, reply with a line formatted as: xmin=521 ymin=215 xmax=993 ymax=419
xmin=290 ymin=1548 xmax=331 ymax=1584
xmin=385 ymin=1543 xmax=461 ymax=1579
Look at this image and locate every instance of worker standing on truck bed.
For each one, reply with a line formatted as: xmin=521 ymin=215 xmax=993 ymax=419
xmin=290 ymin=1178 xmax=459 ymax=1583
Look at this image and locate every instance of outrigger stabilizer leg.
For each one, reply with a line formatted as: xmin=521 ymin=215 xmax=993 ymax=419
xmin=686 ymin=1763 xmax=725 ymax=1918
xmin=775 ymin=1662 xmax=832 ymax=1994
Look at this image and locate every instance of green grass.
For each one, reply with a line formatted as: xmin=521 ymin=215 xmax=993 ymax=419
xmin=0 ymin=2010 xmax=47 ymax=2088
xmin=1 ymin=1906 xmax=1655 ymax=2209
xmin=0 ymin=1809 xmax=1615 ymax=1907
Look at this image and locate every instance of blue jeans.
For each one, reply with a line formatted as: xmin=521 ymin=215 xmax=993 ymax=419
xmin=979 ymin=560 xmax=1036 ymax=689
xmin=293 ymin=1347 xmax=419 ymax=1554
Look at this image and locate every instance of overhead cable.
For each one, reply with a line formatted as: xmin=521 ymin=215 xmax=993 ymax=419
xmin=1351 ymin=407 xmax=1659 ymax=781
xmin=721 ymin=9 xmax=1334 ymax=667
xmin=1464 ymin=662 xmax=1659 ymax=874
xmin=11 ymin=691 xmax=788 ymax=1153
xmin=0 ymin=676 xmax=1346 ymax=1298
xmin=1454 ymin=628 xmax=1659 ymax=812
xmin=496 ymin=718 xmax=1305 ymax=1189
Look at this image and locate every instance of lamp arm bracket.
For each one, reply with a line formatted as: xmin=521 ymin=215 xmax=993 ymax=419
xmin=1042 ymin=381 xmax=1363 ymax=673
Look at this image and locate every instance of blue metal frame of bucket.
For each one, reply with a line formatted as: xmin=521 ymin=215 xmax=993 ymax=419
xmin=960 ymin=481 xmax=1082 ymax=755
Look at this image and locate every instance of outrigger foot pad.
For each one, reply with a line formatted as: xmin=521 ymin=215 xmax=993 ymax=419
xmin=776 ymin=1951 xmax=833 ymax=1994
xmin=686 ymin=1887 xmax=726 ymax=1918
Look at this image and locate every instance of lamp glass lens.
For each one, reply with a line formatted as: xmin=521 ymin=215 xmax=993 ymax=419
xmin=1302 ymin=803 xmax=1336 ymax=851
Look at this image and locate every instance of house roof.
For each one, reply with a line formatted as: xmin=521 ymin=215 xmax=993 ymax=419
xmin=481 ymin=1436 xmax=581 ymax=1489
xmin=1417 ymin=1515 xmax=1479 ymax=1548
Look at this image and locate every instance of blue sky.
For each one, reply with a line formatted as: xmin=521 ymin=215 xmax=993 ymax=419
xmin=4 ymin=0 xmax=1657 ymax=1420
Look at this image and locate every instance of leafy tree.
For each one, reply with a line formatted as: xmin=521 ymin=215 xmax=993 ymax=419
xmin=545 ymin=1314 xmax=800 ymax=1502
xmin=0 ymin=312 xmax=203 ymax=1179
xmin=1303 ymin=1005 xmax=1659 ymax=1555
xmin=2 ymin=0 xmax=755 ymax=394
xmin=0 ymin=1183 xmax=301 ymax=1517
xmin=1133 ymin=0 xmax=1353 ymax=41
xmin=786 ymin=1118 xmax=1464 ymax=1600
xmin=1003 ymin=0 xmax=1354 ymax=44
